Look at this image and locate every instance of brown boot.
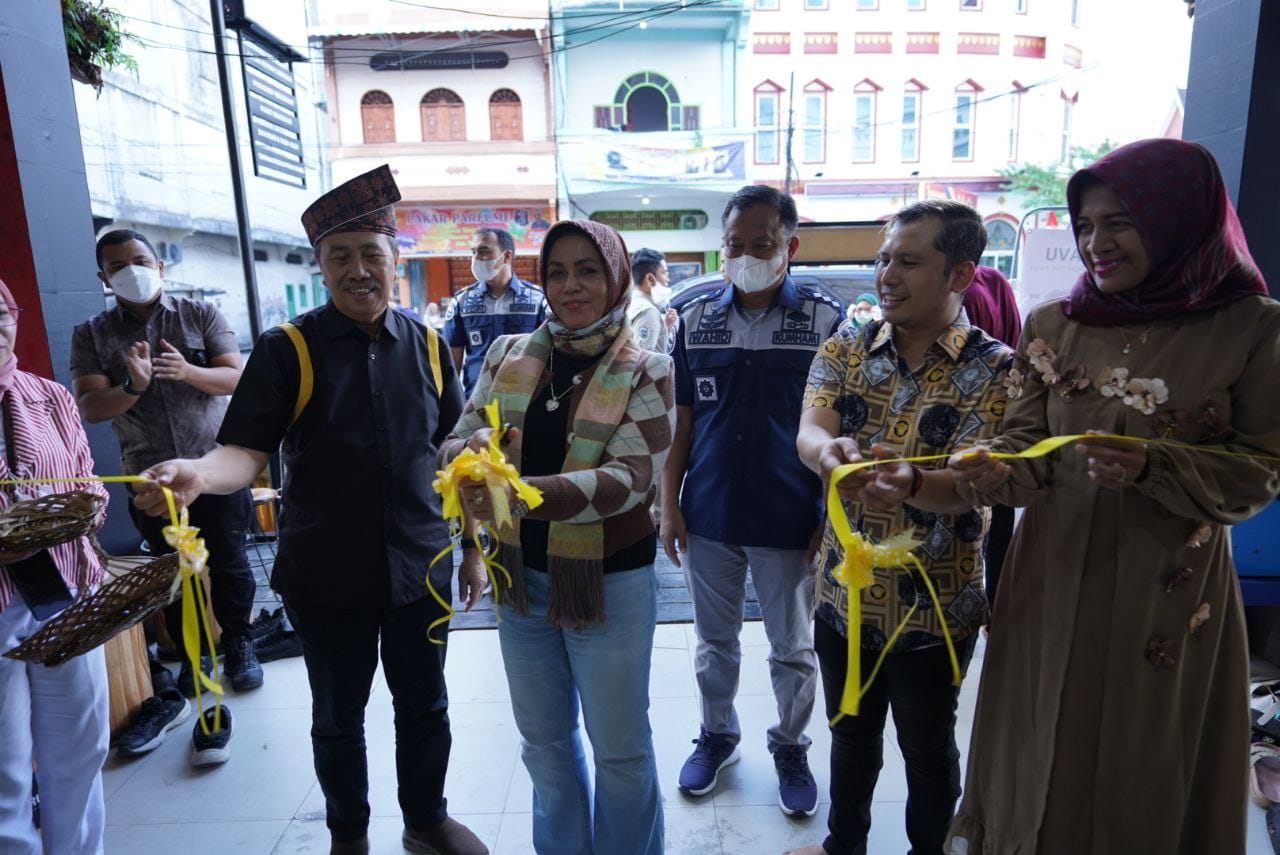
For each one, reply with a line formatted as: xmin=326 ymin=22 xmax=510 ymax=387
xmin=329 ymin=836 xmax=369 ymax=855
xmin=402 ymin=816 xmax=488 ymax=855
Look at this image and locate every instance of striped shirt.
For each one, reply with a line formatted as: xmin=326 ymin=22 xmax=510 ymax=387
xmin=0 ymin=371 xmax=108 ymax=612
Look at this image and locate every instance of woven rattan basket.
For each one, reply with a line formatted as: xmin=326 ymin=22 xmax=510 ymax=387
xmin=0 ymin=490 xmax=105 ymax=554
xmin=3 ymin=554 xmax=181 ymax=666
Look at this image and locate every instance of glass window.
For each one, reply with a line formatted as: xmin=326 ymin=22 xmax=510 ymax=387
xmin=953 ymin=92 xmax=974 ymax=160
xmin=1061 ymin=96 xmax=1074 ymax=162
xmin=901 ymin=91 xmax=920 ymax=161
xmin=803 ymin=92 xmax=826 ymax=162
xmin=1070 ymin=0 xmax=1081 ymax=25
xmin=856 ymin=0 xmax=878 ymax=9
xmin=755 ymin=0 xmax=779 ymax=8
xmin=907 ymin=0 xmax=926 ymax=8
xmin=755 ymin=91 xmax=779 ymax=163
xmin=804 ymin=0 xmax=828 ymax=8
xmin=1016 ymin=0 xmax=1028 ymax=12
xmin=853 ymin=93 xmax=875 ymax=162
xmin=960 ymin=0 xmax=981 ymax=8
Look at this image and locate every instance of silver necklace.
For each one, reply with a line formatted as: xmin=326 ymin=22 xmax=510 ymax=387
xmin=545 ymin=351 xmax=583 ymax=412
xmin=1120 ymin=325 xmax=1153 ymax=355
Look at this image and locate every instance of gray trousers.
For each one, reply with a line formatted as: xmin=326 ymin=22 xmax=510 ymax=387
xmin=684 ymin=534 xmax=817 ymax=753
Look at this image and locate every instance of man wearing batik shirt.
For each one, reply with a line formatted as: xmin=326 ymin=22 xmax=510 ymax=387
xmin=792 ymin=200 xmax=1013 ymax=855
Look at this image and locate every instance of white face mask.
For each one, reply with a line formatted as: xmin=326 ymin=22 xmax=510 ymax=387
xmin=471 ymin=256 xmax=505 ymax=284
xmin=724 ymin=253 xmax=785 ymax=294
xmin=109 ymin=265 xmax=163 ymax=304
xmin=854 ymin=310 xmax=874 ymax=325
xmin=651 ymin=283 xmax=672 ymax=307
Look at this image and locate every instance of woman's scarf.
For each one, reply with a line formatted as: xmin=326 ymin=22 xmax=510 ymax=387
xmin=1062 ymin=138 xmax=1268 ymax=326
xmin=486 ymin=220 xmax=642 ymax=628
xmin=963 ymin=265 xmax=1023 ymax=347
xmin=0 ymin=278 xmax=20 ymax=397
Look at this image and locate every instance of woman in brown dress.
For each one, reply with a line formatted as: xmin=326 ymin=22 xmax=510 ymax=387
xmin=947 ymin=139 xmax=1280 ymax=854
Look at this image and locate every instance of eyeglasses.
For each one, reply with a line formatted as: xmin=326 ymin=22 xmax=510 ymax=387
xmin=0 ymin=307 xmax=23 ymax=327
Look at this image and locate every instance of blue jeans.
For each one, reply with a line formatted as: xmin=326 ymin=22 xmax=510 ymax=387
xmin=498 ymin=565 xmax=664 ymax=855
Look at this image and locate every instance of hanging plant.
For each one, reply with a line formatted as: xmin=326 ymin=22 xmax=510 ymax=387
xmin=63 ymin=0 xmax=138 ymax=93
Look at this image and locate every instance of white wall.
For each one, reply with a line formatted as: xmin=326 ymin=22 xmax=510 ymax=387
xmin=743 ymin=0 xmax=1094 ymax=185
xmin=332 ymin=34 xmax=550 ymax=147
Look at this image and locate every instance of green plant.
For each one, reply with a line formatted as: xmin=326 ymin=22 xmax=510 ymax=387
xmin=998 ymin=140 xmax=1115 ymax=208
xmin=63 ymin=0 xmax=138 ymax=92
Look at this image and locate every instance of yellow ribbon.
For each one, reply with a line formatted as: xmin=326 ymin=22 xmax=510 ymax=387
xmin=0 ymin=475 xmax=222 ymax=732
xmin=826 ymin=432 xmax=1280 ymax=724
xmin=424 ymin=401 xmax=544 ymax=644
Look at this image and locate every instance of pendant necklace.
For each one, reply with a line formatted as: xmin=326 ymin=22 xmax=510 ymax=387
xmin=545 ymin=351 xmax=583 ymax=412
xmin=1119 ymin=325 xmax=1153 ymax=355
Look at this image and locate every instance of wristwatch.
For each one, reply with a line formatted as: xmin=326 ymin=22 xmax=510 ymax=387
xmin=122 ymin=376 xmax=146 ymax=396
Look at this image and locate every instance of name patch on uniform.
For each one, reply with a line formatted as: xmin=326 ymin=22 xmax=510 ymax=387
xmin=468 ymin=329 xmax=484 ymax=347
xmin=511 ymin=302 xmax=538 ymax=313
xmin=772 ymin=330 xmax=821 ymax=347
xmin=690 ymin=331 xmax=732 ymax=345
xmin=695 ymin=376 xmax=719 ymax=402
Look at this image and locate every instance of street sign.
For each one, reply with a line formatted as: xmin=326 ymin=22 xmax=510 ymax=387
xmin=238 ymin=33 xmax=305 ymax=188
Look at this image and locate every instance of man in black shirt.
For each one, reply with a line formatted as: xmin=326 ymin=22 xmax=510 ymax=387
xmin=133 ymin=165 xmax=487 ymax=855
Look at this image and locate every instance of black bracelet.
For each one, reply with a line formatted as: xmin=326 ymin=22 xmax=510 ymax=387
xmin=908 ymin=465 xmax=925 ymax=499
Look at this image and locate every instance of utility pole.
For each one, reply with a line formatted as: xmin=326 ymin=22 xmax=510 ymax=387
xmin=210 ymin=0 xmax=263 ymax=342
xmin=783 ymin=71 xmax=795 ymax=195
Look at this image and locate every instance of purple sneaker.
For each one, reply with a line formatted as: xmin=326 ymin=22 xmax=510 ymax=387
xmin=774 ymin=745 xmax=818 ymax=816
xmin=678 ymin=728 xmax=740 ymax=796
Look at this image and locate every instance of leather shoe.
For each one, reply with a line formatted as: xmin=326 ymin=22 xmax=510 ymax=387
xmin=403 ymin=816 xmax=488 ymax=855
xmin=329 ymin=836 xmax=369 ymax=855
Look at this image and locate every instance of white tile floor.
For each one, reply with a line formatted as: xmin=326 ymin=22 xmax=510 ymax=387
xmin=102 ymin=622 xmax=1275 ymax=855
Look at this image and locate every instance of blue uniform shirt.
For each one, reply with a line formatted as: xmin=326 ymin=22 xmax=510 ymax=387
xmin=444 ymin=277 xmax=545 ymax=398
xmin=672 ymin=275 xmax=843 ymax=549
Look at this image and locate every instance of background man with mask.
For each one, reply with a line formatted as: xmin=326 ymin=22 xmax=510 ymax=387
xmin=443 ymin=227 xmax=544 ymax=399
xmin=662 ymin=185 xmax=842 ymax=818
xmin=71 ymin=229 xmax=262 ymax=709
xmin=628 ymin=247 xmax=672 ymax=353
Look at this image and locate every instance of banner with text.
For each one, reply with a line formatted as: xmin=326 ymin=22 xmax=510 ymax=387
xmin=584 ymin=141 xmax=746 ymax=183
xmin=395 ymin=206 xmax=554 ymax=256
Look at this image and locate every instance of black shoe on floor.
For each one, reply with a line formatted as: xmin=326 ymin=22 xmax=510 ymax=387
xmin=191 ymin=704 xmax=232 ymax=767
xmin=116 ymin=690 xmax=191 ymax=755
xmin=254 ymin=621 xmax=303 ymax=663
xmin=224 ymin=634 xmax=265 ymax=692
xmin=251 ymin=607 xmax=283 ymax=641
xmin=177 ymin=655 xmax=215 ymax=698
xmin=150 ymin=662 xmax=177 ymax=696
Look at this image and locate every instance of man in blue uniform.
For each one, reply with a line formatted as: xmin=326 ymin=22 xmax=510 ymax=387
xmin=662 ymin=185 xmax=843 ymax=818
xmin=443 ymin=227 xmax=544 ymax=399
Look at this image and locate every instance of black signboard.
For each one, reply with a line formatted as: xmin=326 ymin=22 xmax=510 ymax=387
xmin=238 ymin=33 xmax=306 ymax=188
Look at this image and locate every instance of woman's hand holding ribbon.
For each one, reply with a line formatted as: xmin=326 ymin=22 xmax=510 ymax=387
xmin=1075 ymin=430 xmax=1149 ymax=489
xmin=134 ymin=459 xmax=206 ymax=514
xmin=948 ymin=447 xmax=1014 ymax=492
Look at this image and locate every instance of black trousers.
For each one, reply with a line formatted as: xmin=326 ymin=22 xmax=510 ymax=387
xmin=983 ymin=504 xmax=1015 ymax=615
xmin=285 ymin=595 xmax=452 ymax=842
xmin=815 ymin=618 xmax=977 ymax=855
xmin=129 ymin=487 xmax=255 ymax=653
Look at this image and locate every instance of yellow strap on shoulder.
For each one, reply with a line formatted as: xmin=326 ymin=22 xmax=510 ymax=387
xmin=425 ymin=324 xmax=444 ymax=398
xmin=280 ymin=322 xmax=313 ymax=427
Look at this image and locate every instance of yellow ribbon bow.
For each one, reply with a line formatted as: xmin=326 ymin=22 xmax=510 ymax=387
xmin=424 ymin=401 xmax=545 ymax=644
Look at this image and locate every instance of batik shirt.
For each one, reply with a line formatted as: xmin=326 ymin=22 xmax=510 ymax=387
xmin=803 ymin=314 xmax=1013 ymax=651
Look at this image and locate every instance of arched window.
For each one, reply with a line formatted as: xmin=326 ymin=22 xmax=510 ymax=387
xmin=360 ymin=90 xmax=395 ymax=144
xmin=591 ymin=72 xmax=698 ymax=133
xmin=421 ymin=89 xmax=466 ymax=142
xmin=981 ymin=217 xmax=1018 ymax=277
xmin=489 ymin=89 xmax=523 ymax=141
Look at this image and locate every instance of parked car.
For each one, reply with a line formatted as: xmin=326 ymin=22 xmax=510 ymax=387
xmin=669 ymin=264 xmax=877 ymax=312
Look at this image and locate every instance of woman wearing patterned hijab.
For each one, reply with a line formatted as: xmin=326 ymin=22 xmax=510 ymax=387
xmin=945 ymin=139 xmax=1280 ymax=853
xmin=441 ymin=220 xmax=674 ymax=855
